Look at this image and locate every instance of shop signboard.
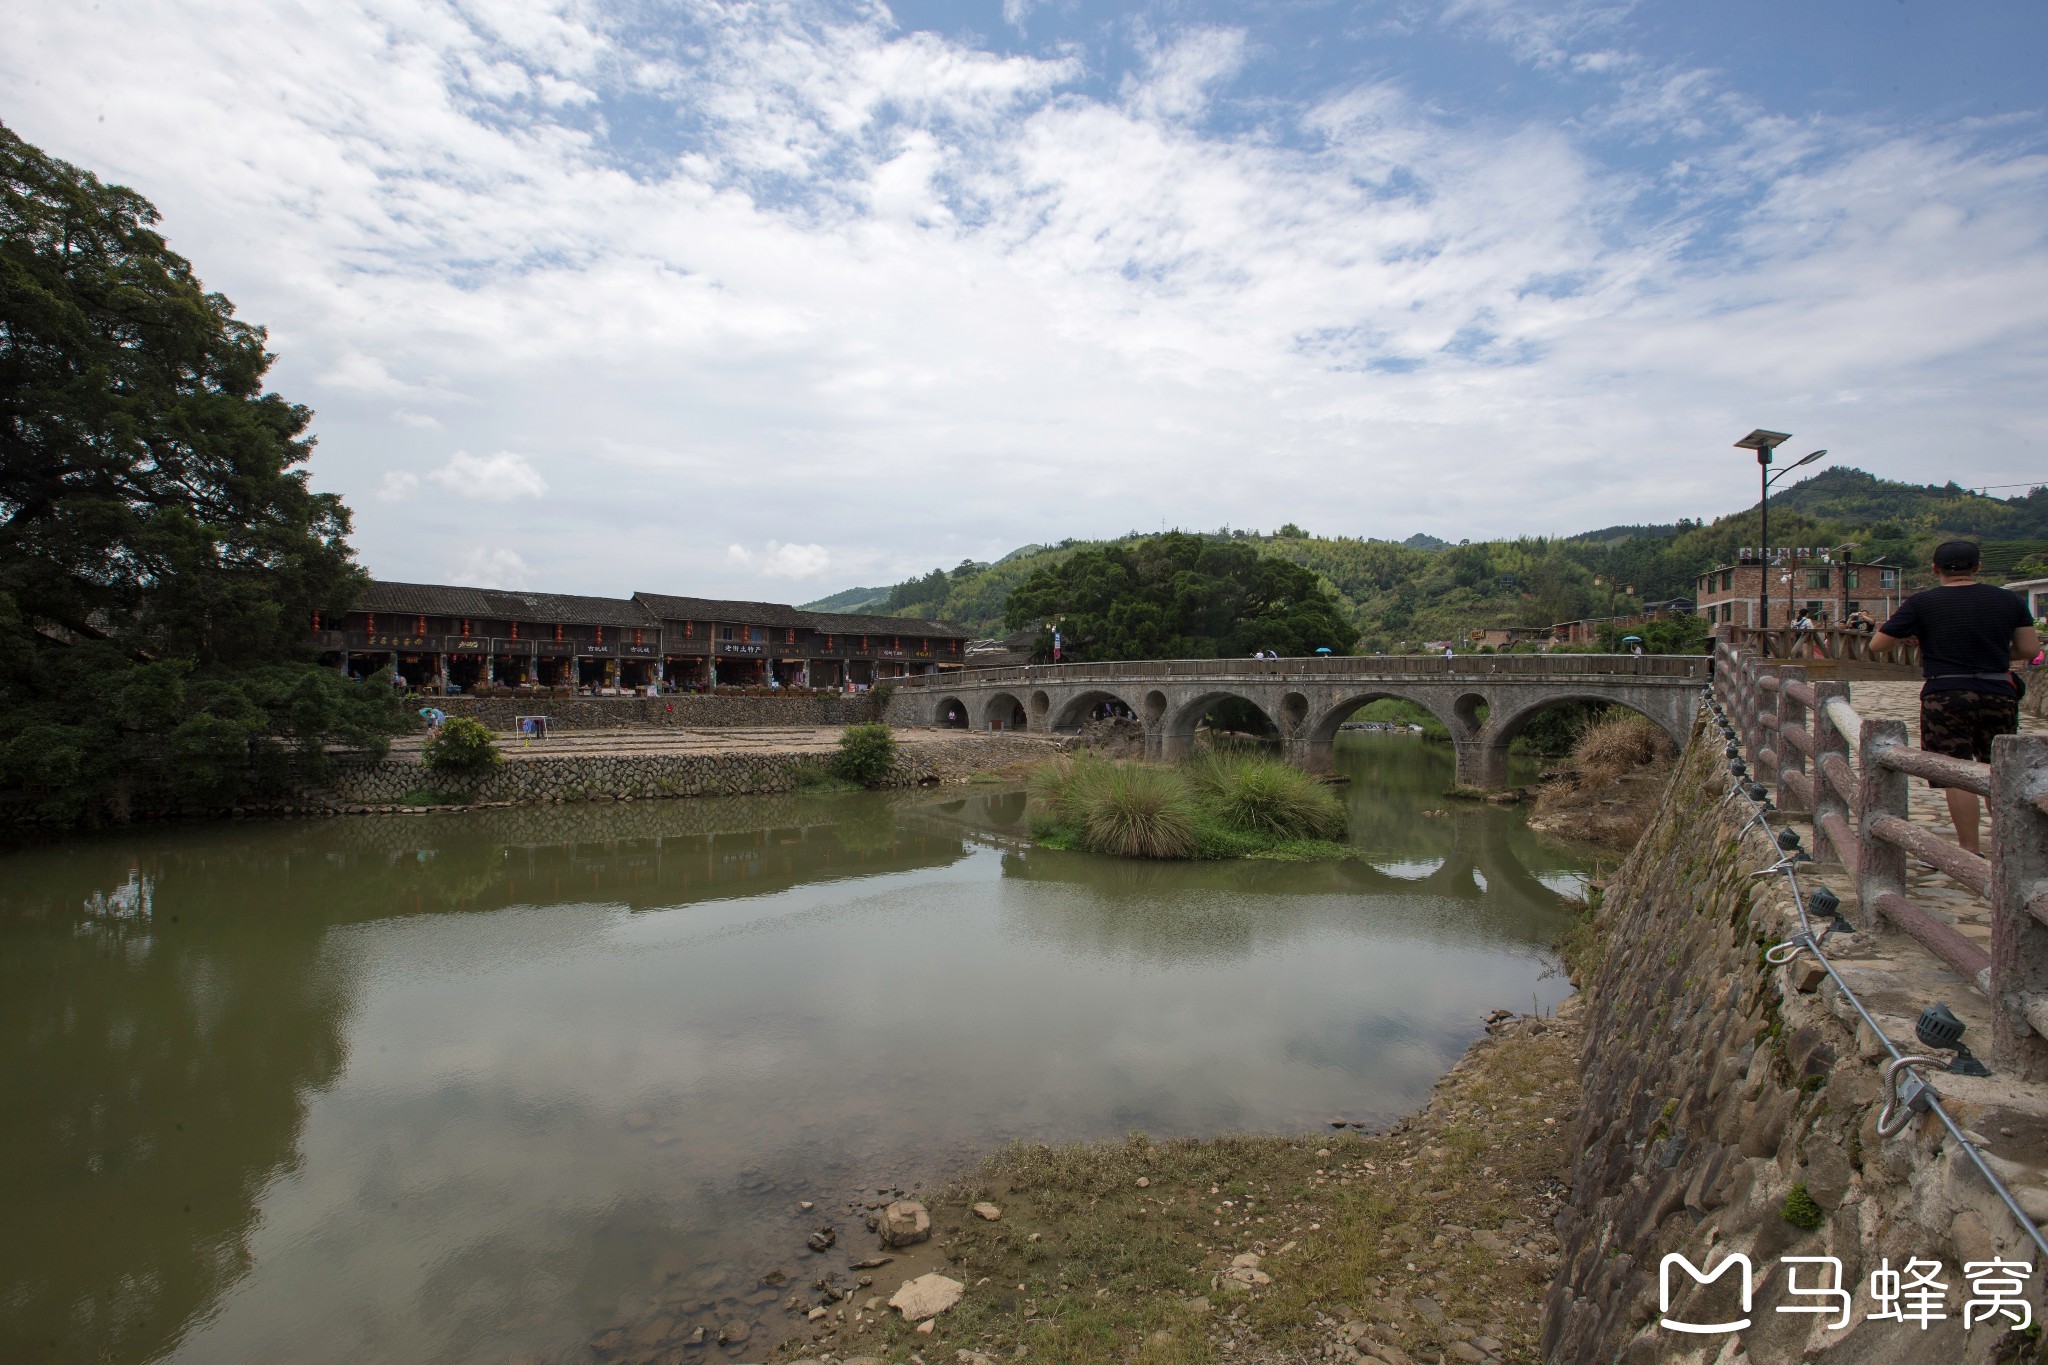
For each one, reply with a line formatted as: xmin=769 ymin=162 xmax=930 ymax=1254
xmin=719 ymin=642 xmax=765 ymax=655
xmin=581 ymin=642 xmax=616 ymax=656
xmin=532 ymin=640 xmax=574 ymax=657
xmin=349 ymin=632 xmax=438 ymax=651
xmin=447 ymin=637 xmax=490 ymax=654
xmin=620 ymin=642 xmax=659 ymax=657
xmin=492 ymin=638 xmax=536 ymax=656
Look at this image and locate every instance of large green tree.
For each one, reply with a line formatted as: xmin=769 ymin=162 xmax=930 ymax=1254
xmin=1002 ymin=532 xmax=1355 ymax=660
xmin=0 ymin=123 xmax=412 ymax=822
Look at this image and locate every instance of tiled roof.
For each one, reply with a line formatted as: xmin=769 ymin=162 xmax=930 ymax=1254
xmin=356 ymin=581 xmax=655 ymax=627
xmin=355 ymin=580 xmax=973 ymax=636
xmin=806 ymin=610 xmax=975 ymax=638
xmin=633 ymin=593 xmax=814 ymax=629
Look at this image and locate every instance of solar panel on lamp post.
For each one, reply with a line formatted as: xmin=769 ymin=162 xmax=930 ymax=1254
xmin=1732 ymin=431 xmax=1826 ymax=652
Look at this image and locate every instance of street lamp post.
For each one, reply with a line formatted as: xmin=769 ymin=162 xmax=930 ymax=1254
xmin=1732 ymin=430 xmax=1829 ymax=652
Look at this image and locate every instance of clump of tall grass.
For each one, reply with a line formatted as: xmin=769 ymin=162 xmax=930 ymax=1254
xmin=1079 ymin=762 xmax=1201 ymax=859
xmin=1184 ymin=750 xmax=1346 ymax=840
xmin=1569 ymin=713 xmax=1671 ymax=788
xmin=1030 ymin=749 xmax=1348 ymax=860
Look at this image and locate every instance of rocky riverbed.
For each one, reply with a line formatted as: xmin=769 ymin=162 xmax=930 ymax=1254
xmin=565 ymin=1003 xmax=1585 ymax=1365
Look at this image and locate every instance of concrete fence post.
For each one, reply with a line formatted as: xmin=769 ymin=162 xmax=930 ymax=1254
xmin=1775 ymin=663 xmax=1809 ymax=815
xmin=1856 ymin=717 xmax=1912 ymax=931
xmin=1988 ymin=734 xmax=2048 ymax=1081
xmin=1811 ymin=680 xmax=1854 ymax=865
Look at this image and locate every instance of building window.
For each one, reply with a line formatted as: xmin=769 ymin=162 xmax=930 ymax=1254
xmin=1880 ymin=570 xmax=1899 ymax=588
xmin=1843 ymin=569 xmax=1860 ymax=589
xmin=1805 ymin=567 xmax=1830 ymax=589
xmin=1722 ymin=570 xmax=1734 ymax=591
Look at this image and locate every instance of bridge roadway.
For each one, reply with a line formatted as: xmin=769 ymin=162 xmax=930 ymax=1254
xmin=883 ymin=653 xmax=1708 ymax=790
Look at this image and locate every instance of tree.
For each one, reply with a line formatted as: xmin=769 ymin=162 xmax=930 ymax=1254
xmin=1002 ymin=532 xmax=1355 ymax=660
xmin=0 ymin=122 xmax=414 ymax=822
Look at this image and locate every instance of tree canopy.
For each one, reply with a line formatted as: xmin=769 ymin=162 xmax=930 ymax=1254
xmin=1001 ymin=532 xmax=1355 ymax=660
xmin=0 ymin=122 xmax=412 ymax=822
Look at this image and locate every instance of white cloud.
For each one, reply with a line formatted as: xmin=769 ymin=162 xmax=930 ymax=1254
xmin=728 ymin=542 xmax=832 ymax=579
xmin=427 ymin=450 xmax=548 ymax=500
xmin=451 ymin=546 xmax=531 ymax=587
xmin=7 ymin=0 xmax=2045 ymax=596
xmin=377 ymin=470 xmax=420 ymax=502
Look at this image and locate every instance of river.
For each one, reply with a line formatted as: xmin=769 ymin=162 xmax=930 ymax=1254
xmin=0 ymin=735 xmax=1586 ymax=1364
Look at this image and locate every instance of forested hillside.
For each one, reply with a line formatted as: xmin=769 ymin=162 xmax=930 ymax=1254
xmin=806 ymin=468 xmax=2047 ymax=652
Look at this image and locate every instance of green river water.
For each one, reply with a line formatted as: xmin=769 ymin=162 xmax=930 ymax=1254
xmin=0 ymin=735 xmax=1587 ymax=1364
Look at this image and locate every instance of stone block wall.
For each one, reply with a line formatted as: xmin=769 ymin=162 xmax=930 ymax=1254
xmin=321 ymin=733 xmax=1049 ymax=810
xmin=434 ymin=693 xmax=874 ymax=731
xmin=1541 ymin=722 xmax=2048 ymax=1361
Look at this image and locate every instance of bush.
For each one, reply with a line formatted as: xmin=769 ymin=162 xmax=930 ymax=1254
xmin=1781 ymin=1183 xmax=1824 ymax=1231
xmin=833 ymin=723 xmax=898 ymax=786
xmin=421 ymin=716 xmax=502 ymax=775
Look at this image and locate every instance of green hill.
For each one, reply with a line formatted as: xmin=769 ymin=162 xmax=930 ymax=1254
xmin=801 ymin=469 xmax=2046 ymax=651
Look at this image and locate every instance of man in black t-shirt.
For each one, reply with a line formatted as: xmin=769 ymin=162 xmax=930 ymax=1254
xmin=1871 ymin=540 xmax=2040 ymax=854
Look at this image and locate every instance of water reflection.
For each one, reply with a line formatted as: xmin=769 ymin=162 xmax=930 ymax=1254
xmin=0 ymin=736 xmax=1583 ymax=1365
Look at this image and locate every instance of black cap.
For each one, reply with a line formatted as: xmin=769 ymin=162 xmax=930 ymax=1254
xmin=1932 ymin=540 xmax=1981 ymax=572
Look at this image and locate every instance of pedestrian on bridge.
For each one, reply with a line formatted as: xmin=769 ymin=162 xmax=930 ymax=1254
xmin=1870 ymin=540 xmax=2040 ymax=855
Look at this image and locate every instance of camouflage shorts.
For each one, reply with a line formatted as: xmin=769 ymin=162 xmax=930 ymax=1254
xmin=1919 ymin=688 xmax=2019 ymax=782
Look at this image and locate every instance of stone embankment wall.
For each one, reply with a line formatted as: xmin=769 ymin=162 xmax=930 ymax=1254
xmin=1541 ymin=723 xmax=2048 ymax=1361
xmin=321 ymin=734 xmax=1047 ymax=810
xmin=434 ymin=693 xmax=872 ymax=730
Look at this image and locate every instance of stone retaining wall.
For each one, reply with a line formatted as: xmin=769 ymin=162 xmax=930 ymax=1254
xmin=434 ymin=693 xmax=873 ymax=731
xmin=1541 ymin=719 xmax=2048 ymax=1361
xmin=321 ymin=733 xmax=1049 ymax=810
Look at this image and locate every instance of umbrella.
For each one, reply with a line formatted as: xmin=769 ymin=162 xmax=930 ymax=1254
xmin=1621 ymin=635 xmax=1643 ymax=644
xmin=1314 ymin=647 xmax=1333 ymax=655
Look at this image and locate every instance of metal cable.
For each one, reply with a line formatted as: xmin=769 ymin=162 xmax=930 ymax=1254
xmin=1709 ymin=688 xmax=2048 ymax=1263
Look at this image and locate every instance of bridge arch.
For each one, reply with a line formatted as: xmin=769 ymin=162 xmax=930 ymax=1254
xmin=980 ymin=691 xmax=1029 ymax=732
xmin=1161 ymin=689 xmax=1279 ymax=757
xmin=931 ymin=695 xmax=971 ymax=728
xmin=1482 ymin=691 xmax=1689 ymax=753
xmin=1049 ymin=688 xmax=1144 ymax=731
xmin=1302 ymin=690 xmax=1455 ymax=748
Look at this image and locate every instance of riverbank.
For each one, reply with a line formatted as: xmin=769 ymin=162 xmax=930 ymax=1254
xmin=761 ymin=1004 xmax=1582 ymax=1365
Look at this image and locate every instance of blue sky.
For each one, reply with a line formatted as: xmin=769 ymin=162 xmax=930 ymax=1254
xmin=8 ymin=0 xmax=2046 ymax=595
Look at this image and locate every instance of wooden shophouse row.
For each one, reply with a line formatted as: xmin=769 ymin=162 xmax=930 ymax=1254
xmin=311 ymin=581 xmax=973 ymax=694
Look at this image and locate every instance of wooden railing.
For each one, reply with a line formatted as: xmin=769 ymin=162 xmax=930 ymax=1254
xmin=892 ymin=652 xmax=1708 ymax=689
xmin=1714 ymin=636 xmax=2048 ymax=1079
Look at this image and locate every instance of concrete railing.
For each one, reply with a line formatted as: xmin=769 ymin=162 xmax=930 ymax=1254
xmin=894 ymin=653 xmax=1707 ymax=688
xmin=1722 ymin=621 xmax=1921 ymax=666
xmin=1714 ymin=636 xmax=2048 ymax=1079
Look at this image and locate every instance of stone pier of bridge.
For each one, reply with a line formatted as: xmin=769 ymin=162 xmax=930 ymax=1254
xmin=883 ymin=654 xmax=1707 ymax=791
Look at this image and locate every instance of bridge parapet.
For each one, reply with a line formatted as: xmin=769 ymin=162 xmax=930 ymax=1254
xmin=887 ymin=653 xmax=1707 ymax=789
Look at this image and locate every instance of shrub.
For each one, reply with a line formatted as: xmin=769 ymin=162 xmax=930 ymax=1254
xmin=1079 ymin=763 xmax=1200 ymax=859
xmin=1781 ymin=1183 xmax=1824 ymax=1231
xmin=1570 ymin=712 xmax=1670 ymax=788
xmin=1185 ymin=751 xmax=1346 ymax=840
xmin=421 ymin=716 xmax=502 ymax=775
xmin=833 ymin=723 xmax=898 ymax=786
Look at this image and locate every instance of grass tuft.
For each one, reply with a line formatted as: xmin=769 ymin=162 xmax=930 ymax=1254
xmin=1031 ymin=751 xmax=1349 ymax=861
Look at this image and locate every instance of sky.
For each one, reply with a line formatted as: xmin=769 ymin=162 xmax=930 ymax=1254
xmin=8 ymin=0 xmax=2047 ymax=598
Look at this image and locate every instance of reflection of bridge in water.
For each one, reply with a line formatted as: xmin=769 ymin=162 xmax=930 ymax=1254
xmin=888 ymin=654 xmax=1706 ymax=788
xmin=915 ymin=787 xmax=1579 ymax=919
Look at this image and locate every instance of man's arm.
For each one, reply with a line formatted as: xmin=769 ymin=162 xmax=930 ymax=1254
xmin=1870 ymin=630 xmax=1906 ymax=655
xmin=2014 ymin=624 xmax=2041 ymax=661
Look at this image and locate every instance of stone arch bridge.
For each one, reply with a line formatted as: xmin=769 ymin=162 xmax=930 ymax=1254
xmin=885 ymin=654 xmax=1707 ymax=790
